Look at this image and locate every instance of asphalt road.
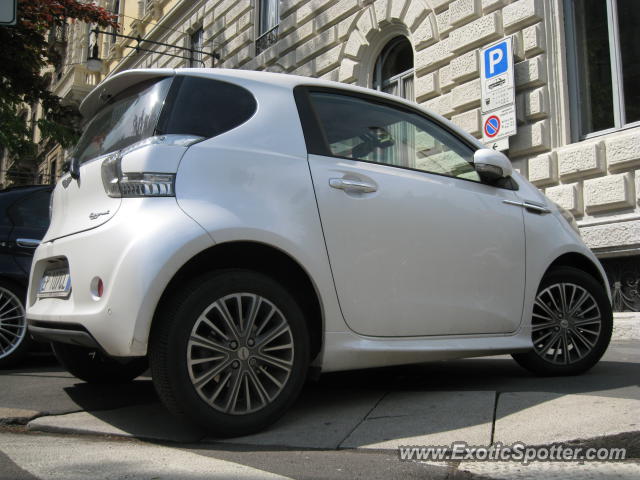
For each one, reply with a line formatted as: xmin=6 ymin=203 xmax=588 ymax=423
xmin=1 ymin=341 xmax=638 ymax=479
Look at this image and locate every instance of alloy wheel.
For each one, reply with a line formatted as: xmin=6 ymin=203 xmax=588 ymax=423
xmin=0 ymin=287 xmax=27 ymax=360
xmin=532 ymin=282 xmax=602 ymax=365
xmin=187 ymin=293 xmax=294 ymax=415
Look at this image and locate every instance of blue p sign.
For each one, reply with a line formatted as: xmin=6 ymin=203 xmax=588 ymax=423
xmin=484 ymin=42 xmax=508 ymax=79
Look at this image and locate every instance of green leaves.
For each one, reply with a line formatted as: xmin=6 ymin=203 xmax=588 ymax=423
xmin=0 ymin=0 xmax=118 ymax=182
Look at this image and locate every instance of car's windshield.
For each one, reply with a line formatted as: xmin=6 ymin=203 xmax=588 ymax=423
xmin=74 ymin=77 xmax=173 ymax=164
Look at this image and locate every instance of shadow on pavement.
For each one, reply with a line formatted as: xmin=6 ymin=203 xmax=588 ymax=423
xmin=18 ymin=343 xmax=640 ymax=450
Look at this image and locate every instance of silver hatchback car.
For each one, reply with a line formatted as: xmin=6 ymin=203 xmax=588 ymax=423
xmin=28 ymin=69 xmax=612 ymax=436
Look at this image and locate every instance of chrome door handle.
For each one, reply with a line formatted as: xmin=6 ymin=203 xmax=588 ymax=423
xmin=16 ymin=238 xmax=41 ymax=248
xmin=329 ymin=178 xmax=377 ymax=193
xmin=503 ymin=200 xmax=551 ymax=215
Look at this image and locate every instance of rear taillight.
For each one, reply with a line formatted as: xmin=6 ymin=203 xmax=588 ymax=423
xmin=101 ymin=135 xmax=203 ymax=198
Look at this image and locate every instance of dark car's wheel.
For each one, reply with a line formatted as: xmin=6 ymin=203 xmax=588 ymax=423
xmin=52 ymin=343 xmax=148 ymax=384
xmin=150 ymin=269 xmax=310 ymax=437
xmin=0 ymin=280 xmax=30 ymax=369
xmin=512 ymin=266 xmax=612 ymax=376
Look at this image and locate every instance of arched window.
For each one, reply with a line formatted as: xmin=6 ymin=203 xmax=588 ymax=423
xmin=372 ymin=36 xmax=414 ymax=100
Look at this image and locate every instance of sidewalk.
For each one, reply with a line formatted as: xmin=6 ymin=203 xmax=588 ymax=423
xmin=1 ymin=341 xmax=636 ymax=452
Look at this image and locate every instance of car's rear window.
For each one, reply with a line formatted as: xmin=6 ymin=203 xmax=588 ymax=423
xmin=156 ymin=76 xmax=257 ymax=139
xmin=74 ymin=77 xmax=173 ymax=164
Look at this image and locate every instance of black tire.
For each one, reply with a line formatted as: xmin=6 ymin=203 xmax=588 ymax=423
xmin=0 ymin=280 xmax=31 ymax=369
xmin=52 ymin=342 xmax=148 ymax=384
xmin=149 ymin=269 xmax=310 ymax=437
xmin=512 ymin=266 xmax=612 ymax=376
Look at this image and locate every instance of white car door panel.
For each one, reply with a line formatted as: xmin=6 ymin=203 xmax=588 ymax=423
xmin=310 ymin=154 xmax=526 ymax=337
xmin=304 ymin=90 xmax=526 ymax=338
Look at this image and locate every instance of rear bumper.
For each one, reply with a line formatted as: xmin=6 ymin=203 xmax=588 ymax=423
xmin=28 ymin=320 xmax=102 ymax=349
xmin=26 ymin=197 xmax=213 ymax=357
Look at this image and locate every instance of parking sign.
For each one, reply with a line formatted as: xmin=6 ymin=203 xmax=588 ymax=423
xmin=480 ymin=37 xmax=515 ymax=114
xmin=484 ymin=43 xmax=508 ymax=78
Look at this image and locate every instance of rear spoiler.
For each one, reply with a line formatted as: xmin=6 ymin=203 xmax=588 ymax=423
xmin=79 ymin=68 xmax=176 ymax=119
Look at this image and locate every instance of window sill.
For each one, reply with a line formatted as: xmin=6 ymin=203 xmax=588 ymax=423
xmin=580 ymin=121 xmax=640 ymax=141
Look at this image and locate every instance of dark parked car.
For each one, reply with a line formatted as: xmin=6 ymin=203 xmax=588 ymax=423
xmin=0 ymin=185 xmax=53 ymax=367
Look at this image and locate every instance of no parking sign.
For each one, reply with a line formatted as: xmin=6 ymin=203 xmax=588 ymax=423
xmin=482 ymin=106 xmax=517 ymax=144
xmin=484 ymin=115 xmax=501 ymax=138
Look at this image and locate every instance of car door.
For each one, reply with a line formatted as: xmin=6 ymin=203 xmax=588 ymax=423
xmin=298 ymin=89 xmax=526 ymax=337
xmin=7 ymin=188 xmax=52 ymax=275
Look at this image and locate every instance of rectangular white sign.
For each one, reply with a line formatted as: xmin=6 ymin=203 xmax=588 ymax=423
xmin=480 ymin=37 xmax=515 ymax=114
xmin=482 ymin=105 xmax=517 ymax=144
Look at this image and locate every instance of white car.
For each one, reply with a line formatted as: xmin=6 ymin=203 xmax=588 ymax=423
xmin=27 ymin=69 xmax=612 ymax=436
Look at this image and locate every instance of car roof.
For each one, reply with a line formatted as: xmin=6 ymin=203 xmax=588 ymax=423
xmin=80 ymin=68 xmax=484 ymax=150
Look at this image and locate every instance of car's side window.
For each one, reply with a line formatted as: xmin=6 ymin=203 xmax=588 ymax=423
xmin=8 ymin=190 xmax=51 ymax=229
xmin=309 ymin=92 xmax=480 ymax=182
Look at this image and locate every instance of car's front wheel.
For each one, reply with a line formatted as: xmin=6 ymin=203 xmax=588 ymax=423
xmin=512 ymin=266 xmax=612 ymax=376
xmin=150 ymin=269 xmax=310 ymax=437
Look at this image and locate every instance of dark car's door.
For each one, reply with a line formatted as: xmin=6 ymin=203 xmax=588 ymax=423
xmin=6 ymin=188 xmax=52 ymax=275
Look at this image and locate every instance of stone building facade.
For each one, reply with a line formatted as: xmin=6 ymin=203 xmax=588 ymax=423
xmin=24 ymin=0 xmax=640 ymax=316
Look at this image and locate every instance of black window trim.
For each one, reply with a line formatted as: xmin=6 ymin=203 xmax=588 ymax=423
xmin=293 ymin=85 xmax=518 ymax=190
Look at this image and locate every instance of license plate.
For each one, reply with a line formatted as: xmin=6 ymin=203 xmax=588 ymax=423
xmin=38 ymin=268 xmax=71 ymax=298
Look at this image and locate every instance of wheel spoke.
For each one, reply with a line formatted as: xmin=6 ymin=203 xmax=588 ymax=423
xmin=258 ymin=365 xmax=284 ymax=389
xmin=0 ymin=298 xmax=13 ymax=315
xmin=193 ymin=359 xmax=232 ymax=388
xmin=225 ymin=370 xmax=243 ymax=413
xmin=247 ymin=367 xmax=270 ymax=404
xmin=262 ymin=342 xmax=293 ymax=353
xmin=558 ymin=284 xmax=569 ymax=314
xmin=532 ymin=310 xmax=555 ymax=322
xmin=189 ymin=354 xmax=226 ymax=367
xmin=571 ymin=327 xmax=596 ymax=349
xmin=0 ymin=331 xmax=13 ymax=350
xmin=244 ymin=375 xmax=252 ymax=412
xmin=189 ymin=334 xmax=232 ymax=354
xmin=534 ymin=299 xmax=558 ymax=322
xmin=568 ymin=330 xmax=582 ymax=359
xmin=0 ymin=305 xmax=19 ymax=318
xmin=532 ymin=321 xmax=556 ymax=332
xmin=197 ymin=313 xmax=229 ymax=341
xmin=573 ymin=316 xmax=601 ymax=327
xmin=257 ymin=322 xmax=289 ymax=348
xmin=568 ymin=290 xmax=589 ymax=317
xmin=0 ymin=327 xmax=20 ymax=338
xmin=577 ymin=303 xmax=598 ymax=317
xmin=215 ymin=300 xmax=242 ymax=340
xmin=547 ymin=287 xmax=563 ymax=315
xmin=244 ymin=295 xmax=261 ymax=337
xmin=235 ymin=295 xmax=244 ymax=333
xmin=256 ymin=352 xmax=293 ymax=371
xmin=538 ymin=330 xmax=561 ymax=356
xmin=207 ymin=371 xmax=232 ymax=405
xmin=254 ymin=305 xmax=277 ymax=338
xmin=552 ymin=335 xmax=563 ymax=363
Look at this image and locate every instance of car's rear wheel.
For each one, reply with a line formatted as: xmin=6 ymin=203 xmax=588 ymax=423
xmin=0 ymin=280 xmax=30 ymax=369
xmin=150 ymin=269 xmax=310 ymax=437
xmin=52 ymin=343 xmax=148 ymax=383
xmin=512 ymin=266 xmax=612 ymax=376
